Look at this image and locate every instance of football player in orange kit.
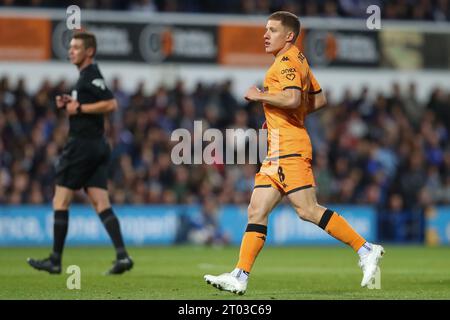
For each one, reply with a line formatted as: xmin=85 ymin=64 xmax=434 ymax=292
xmin=204 ymin=11 xmax=384 ymax=295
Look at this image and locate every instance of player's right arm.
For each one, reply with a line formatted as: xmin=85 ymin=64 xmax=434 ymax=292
xmin=245 ymin=54 xmax=304 ymax=109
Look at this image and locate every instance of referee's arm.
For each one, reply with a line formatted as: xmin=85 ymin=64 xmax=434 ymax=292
xmin=74 ymin=75 xmax=118 ymax=114
xmin=78 ymin=99 xmax=118 ymax=114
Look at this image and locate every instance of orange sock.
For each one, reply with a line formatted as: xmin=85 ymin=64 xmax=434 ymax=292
xmin=236 ymin=224 xmax=267 ymax=273
xmin=319 ymin=209 xmax=366 ymax=252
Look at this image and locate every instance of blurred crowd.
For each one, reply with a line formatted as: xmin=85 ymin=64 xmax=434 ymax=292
xmin=0 ymin=74 xmax=449 ymax=243
xmin=1 ymin=0 xmax=450 ymax=21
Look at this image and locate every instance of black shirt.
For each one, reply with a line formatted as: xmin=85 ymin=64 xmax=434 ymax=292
xmin=69 ymin=63 xmax=114 ymax=139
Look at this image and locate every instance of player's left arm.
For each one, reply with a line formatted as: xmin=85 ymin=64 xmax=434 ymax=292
xmin=306 ymin=71 xmax=327 ymax=114
xmin=307 ymin=90 xmax=327 ymax=114
xmin=245 ymin=85 xmax=301 ymax=109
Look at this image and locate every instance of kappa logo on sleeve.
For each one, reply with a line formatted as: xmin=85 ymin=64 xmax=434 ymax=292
xmin=281 ymin=56 xmax=289 ymax=62
xmin=91 ymin=79 xmax=106 ymax=90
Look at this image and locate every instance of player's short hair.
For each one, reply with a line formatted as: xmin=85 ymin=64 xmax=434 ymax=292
xmin=268 ymin=11 xmax=300 ymax=43
xmin=72 ymin=31 xmax=97 ymax=56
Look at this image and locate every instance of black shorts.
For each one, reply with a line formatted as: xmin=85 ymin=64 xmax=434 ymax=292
xmin=55 ymin=137 xmax=111 ymax=190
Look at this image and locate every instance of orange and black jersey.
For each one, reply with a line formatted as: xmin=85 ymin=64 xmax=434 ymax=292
xmin=262 ymin=45 xmax=321 ymax=160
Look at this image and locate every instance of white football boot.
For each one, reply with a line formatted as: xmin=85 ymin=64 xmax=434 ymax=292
xmin=204 ymin=273 xmax=247 ymax=295
xmin=359 ymin=244 xmax=385 ymax=287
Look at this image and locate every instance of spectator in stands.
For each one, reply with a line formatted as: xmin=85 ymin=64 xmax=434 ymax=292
xmin=380 ymin=193 xmax=409 ymax=242
xmin=2 ymin=0 xmax=449 ymax=21
xmin=129 ymin=0 xmax=157 ymax=12
xmin=177 ymin=197 xmax=230 ymax=245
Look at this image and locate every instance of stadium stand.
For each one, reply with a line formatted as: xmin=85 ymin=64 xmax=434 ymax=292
xmin=1 ymin=0 xmax=449 ymax=21
xmin=0 ymin=76 xmax=449 ymax=242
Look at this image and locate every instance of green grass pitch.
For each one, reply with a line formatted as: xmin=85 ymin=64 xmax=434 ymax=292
xmin=1 ymin=246 xmax=449 ymax=300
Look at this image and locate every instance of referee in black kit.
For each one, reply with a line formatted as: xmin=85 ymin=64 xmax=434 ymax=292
xmin=27 ymin=32 xmax=133 ymax=275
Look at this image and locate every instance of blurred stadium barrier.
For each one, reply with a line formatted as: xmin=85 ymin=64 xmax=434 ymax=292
xmin=3 ymin=205 xmax=450 ymax=246
xmin=1 ymin=204 xmax=449 ymax=246
xmin=0 ymin=204 xmax=377 ymax=246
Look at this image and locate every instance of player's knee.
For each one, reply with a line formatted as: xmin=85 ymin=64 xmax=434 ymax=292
xmin=295 ymin=208 xmax=311 ymax=221
xmin=295 ymin=204 xmax=320 ymax=223
xmin=247 ymin=202 xmax=267 ymax=223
